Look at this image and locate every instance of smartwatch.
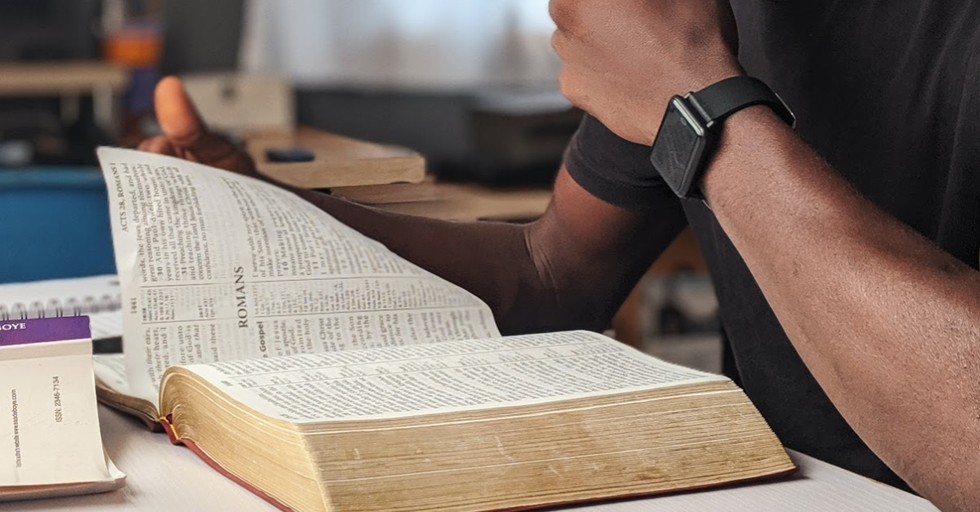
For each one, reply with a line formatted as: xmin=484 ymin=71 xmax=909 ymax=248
xmin=648 ymin=76 xmax=795 ymax=198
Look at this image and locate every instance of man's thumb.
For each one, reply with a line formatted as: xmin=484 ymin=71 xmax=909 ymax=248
xmin=154 ymin=76 xmax=208 ymax=149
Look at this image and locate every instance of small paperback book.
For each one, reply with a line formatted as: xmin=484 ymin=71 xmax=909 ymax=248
xmin=0 ymin=316 xmax=125 ymax=501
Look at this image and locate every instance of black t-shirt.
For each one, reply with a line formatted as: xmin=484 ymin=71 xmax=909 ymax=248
xmin=564 ymin=1 xmax=980 ymax=488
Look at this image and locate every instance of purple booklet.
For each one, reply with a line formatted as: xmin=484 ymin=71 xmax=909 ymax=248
xmin=0 ymin=314 xmax=123 ymax=497
xmin=0 ymin=316 xmax=91 ymax=348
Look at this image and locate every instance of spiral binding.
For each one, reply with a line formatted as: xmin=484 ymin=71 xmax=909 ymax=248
xmin=0 ymin=294 xmax=122 ymax=321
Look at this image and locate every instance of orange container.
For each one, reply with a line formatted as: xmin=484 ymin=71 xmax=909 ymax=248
xmin=103 ymin=27 xmax=162 ymax=68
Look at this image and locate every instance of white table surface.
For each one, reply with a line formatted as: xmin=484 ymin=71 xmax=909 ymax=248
xmin=7 ymin=406 xmax=939 ymax=511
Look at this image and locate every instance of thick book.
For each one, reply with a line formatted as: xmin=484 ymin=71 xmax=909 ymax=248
xmin=0 ymin=316 xmax=125 ymax=502
xmin=92 ymin=147 xmax=795 ymax=512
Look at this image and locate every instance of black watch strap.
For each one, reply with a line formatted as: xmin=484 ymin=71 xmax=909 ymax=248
xmin=649 ymin=75 xmax=795 ymax=200
xmin=690 ymin=76 xmax=796 ymax=128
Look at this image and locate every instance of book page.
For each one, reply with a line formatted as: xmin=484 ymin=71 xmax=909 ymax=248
xmin=0 ymin=318 xmax=114 ymax=488
xmin=0 ymin=276 xmax=122 ymax=341
xmin=97 ymin=147 xmax=498 ymax=404
xmin=176 ymin=330 xmax=727 ymax=424
xmin=92 ymin=354 xmax=129 ymax=395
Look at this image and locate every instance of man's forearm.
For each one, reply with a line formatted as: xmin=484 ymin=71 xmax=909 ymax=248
xmin=289 ymin=168 xmax=677 ymax=335
xmin=292 ymin=188 xmax=550 ymax=333
xmin=702 ymin=106 xmax=980 ymax=511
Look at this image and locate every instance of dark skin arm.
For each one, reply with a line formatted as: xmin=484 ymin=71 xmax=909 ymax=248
xmin=550 ymin=0 xmax=980 ymax=510
xmin=138 ymin=77 xmax=686 ymax=335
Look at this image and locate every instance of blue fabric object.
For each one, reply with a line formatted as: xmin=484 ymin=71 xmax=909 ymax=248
xmin=0 ymin=168 xmax=115 ymax=283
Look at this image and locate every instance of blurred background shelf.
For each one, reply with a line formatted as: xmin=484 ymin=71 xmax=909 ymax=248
xmin=0 ymin=61 xmax=128 ymax=140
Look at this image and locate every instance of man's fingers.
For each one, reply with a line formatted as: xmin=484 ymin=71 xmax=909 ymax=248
xmin=154 ymin=76 xmax=209 ymax=150
xmin=137 ymin=135 xmax=179 ymax=156
xmin=152 ymin=75 xmax=255 ymax=173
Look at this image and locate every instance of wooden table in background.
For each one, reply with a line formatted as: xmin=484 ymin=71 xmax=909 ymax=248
xmin=0 ymin=61 xmax=128 ymax=136
xmin=249 ymin=127 xmax=426 ymax=189
xmin=333 ymin=177 xmax=552 ymax=222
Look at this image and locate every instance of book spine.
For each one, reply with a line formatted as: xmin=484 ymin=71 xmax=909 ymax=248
xmin=0 ymin=316 xmax=91 ymax=347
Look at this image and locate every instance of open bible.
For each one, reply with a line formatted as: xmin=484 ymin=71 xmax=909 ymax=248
xmin=92 ymin=147 xmax=795 ymax=512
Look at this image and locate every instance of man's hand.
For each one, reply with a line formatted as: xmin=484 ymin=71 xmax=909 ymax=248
xmin=549 ymin=0 xmax=742 ymax=144
xmin=137 ymin=76 xmax=258 ymax=177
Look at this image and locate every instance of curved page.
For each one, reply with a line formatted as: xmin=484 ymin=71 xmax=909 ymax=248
xmin=97 ymin=147 xmax=498 ymax=404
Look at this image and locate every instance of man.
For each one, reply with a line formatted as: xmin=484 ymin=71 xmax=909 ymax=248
xmin=548 ymin=1 xmax=979 ymax=510
xmin=141 ymin=1 xmax=979 ymax=510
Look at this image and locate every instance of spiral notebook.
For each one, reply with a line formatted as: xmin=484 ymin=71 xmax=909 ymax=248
xmin=0 ymin=275 xmax=122 ymax=345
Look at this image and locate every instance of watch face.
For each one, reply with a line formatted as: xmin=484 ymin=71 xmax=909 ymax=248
xmin=650 ymin=98 xmax=706 ymax=197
